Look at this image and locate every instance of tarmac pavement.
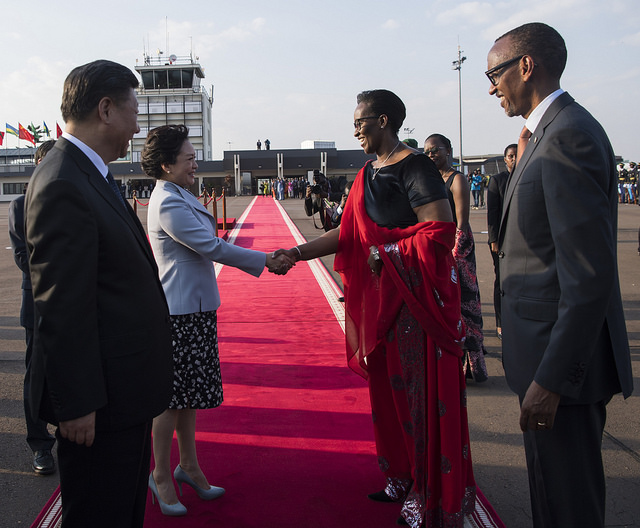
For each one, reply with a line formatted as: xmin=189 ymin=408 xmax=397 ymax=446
xmin=0 ymin=195 xmax=638 ymax=527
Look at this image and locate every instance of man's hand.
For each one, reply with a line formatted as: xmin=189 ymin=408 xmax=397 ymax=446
xmin=59 ymin=411 xmax=96 ymax=447
xmin=266 ymin=251 xmax=295 ymax=275
xmin=519 ymin=380 xmax=561 ymax=432
xmin=490 ymin=241 xmax=499 ymax=253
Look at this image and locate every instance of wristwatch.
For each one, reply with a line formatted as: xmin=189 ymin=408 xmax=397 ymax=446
xmin=369 ymin=246 xmax=381 ymax=261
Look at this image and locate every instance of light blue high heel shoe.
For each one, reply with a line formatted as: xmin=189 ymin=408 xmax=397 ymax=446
xmin=174 ymin=464 xmax=225 ymax=500
xmin=148 ymin=472 xmax=187 ymax=516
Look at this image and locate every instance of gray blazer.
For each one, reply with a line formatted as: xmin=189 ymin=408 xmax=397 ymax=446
xmin=147 ymin=180 xmax=266 ymax=315
xmin=498 ymin=92 xmax=633 ymax=404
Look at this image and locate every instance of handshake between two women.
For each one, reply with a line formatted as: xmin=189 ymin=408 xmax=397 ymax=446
xmin=264 ymin=247 xmax=303 ymax=275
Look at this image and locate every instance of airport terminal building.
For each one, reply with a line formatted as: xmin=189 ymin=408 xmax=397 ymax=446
xmin=0 ymin=54 xmax=506 ymax=201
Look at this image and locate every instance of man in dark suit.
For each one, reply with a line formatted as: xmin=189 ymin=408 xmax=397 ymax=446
xmin=8 ymin=141 xmax=57 ymax=475
xmin=25 ymin=60 xmax=174 ymax=527
xmin=486 ymin=143 xmax=516 ymax=339
xmin=486 ymin=23 xmax=633 ymax=527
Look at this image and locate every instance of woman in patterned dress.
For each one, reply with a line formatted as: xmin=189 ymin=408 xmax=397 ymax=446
xmin=277 ymin=90 xmax=476 ymax=527
xmin=424 ymin=134 xmax=488 ymax=383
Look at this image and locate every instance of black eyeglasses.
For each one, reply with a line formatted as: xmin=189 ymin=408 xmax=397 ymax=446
xmin=354 ymin=116 xmax=379 ymax=131
xmin=485 ymin=55 xmax=524 ymax=86
xmin=424 ymin=146 xmax=446 ymax=155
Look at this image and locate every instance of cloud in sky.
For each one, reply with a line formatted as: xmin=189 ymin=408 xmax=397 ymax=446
xmin=382 ymin=19 xmax=400 ymax=31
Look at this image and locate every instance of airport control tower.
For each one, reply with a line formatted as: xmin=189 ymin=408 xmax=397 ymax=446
xmin=132 ymin=52 xmax=213 ymax=161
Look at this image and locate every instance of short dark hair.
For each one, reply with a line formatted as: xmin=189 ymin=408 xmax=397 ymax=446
xmin=356 ymin=90 xmax=406 ymax=135
xmin=504 ymin=143 xmax=518 ymax=157
xmin=425 ymin=133 xmax=453 ymax=153
xmin=141 ymin=125 xmax=190 ymax=179
xmin=496 ymin=22 xmax=567 ymax=80
xmin=61 ymin=60 xmax=139 ymax=123
xmin=35 ymin=140 xmax=56 ymax=164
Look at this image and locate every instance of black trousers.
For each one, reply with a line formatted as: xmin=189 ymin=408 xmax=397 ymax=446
xmin=522 ymin=400 xmax=607 ymax=528
xmin=56 ymin=421 xmax=152 ymax=528
xmin=24 ymin=325 xmax=56 ymax=452
xmin=490 ymin=250 xmax=501 ymax=328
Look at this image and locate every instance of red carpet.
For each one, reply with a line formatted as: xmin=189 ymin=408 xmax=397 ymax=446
xmin=31 ymin=197 xmax=504 ymax=528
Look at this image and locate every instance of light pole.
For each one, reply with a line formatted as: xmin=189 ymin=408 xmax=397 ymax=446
xmin=452 ymin=44 xmax=467 ymax=175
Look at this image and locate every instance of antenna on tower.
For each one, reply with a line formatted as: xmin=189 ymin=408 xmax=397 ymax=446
xmin=165 ymin=16 xmax=168 ymax=57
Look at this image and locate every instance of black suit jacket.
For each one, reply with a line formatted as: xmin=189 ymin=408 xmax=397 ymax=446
xmin=498 ymin=92 xmax=633 ymax=403
xmin=486 ymin=170 xmax=508 ymax=245
xmin=8 ymin=194 xmax=34 ymax=329
xmin=25 ymin=138 xmax=174 ymax=431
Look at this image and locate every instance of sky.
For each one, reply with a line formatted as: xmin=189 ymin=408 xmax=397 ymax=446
xmin=1 ymin=0 xmax=639 ymax=163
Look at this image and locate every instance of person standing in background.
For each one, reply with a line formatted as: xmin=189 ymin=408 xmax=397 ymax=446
xmin=486 ymin=144 xmax=517 ymax=339
xmin=8 ymin=140 xmax=57 ymax=475
xmin=424 ymin=134 xmax=488 ymax=382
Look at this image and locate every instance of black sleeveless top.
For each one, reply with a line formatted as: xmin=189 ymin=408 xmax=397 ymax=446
xmin=364 ymin=153 xmax=448 ymax=229
xmin=444 ymin=172 xmax=458 ymax=226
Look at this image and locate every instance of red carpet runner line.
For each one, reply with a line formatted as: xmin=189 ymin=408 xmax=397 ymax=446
xmin=31 ymin=196 xmax=504 ymax=528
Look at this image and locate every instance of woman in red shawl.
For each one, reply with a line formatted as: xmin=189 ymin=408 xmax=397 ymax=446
xmin=278 ymin=90 xmax=475 ymax=527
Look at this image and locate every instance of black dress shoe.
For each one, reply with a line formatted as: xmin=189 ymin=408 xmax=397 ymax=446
xmin=367 ymin=489 xmax=395 ymax=502
xmin=33 ymin=450 xmax=55 ymax=475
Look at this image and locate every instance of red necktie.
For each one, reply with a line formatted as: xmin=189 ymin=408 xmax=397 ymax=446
xmin=516 ymin=126 xmax=532 ymax=166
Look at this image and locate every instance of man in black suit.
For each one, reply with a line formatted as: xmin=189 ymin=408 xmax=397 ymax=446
xmin=8 ymin=141 xmax=57 ymax=475
xmin=485 ymin=143 xmax=516 ymax=339
xmin=25 ymin=60 xmax=174 ymax=527
xmin=486 ymin=23 xmax=633 ymax=527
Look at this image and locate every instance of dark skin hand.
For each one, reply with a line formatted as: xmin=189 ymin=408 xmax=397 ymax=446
xmin=519 ymin=381 xmax=561 ymax=432
xmin=367 ymin=199 xmax=452 ymax=276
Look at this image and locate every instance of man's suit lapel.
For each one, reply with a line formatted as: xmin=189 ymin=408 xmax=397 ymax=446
xmin=59 ymin=139 xmax=156 ymax=264
xmin=498 ymin=92 xmax=575 ymax=242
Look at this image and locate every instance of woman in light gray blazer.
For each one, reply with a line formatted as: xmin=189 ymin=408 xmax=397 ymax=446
xmin=142 ymin=125 xmax=291 ymax=516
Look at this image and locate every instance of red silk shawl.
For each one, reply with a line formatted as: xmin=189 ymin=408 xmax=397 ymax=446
xmin=334 ymin=161 xmax=465 ymax=378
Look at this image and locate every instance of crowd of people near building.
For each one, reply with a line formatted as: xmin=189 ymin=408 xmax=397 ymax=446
xmin=261 ymin=176 xmax=309 ymax=200
xmin=618 ymin=161 xmax=638 ymax=204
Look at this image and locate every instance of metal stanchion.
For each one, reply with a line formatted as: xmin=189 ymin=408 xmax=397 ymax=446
xmin=222 ymin=189 xmax=227 ymax=230
xmin=212 ymin=189 xmax=218 ymax=237
xmin=132 ymin=191 xmax=137 ymax=214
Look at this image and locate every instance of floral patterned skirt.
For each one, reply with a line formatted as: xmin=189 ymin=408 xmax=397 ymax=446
xmin=168 ymin=310 xmax=223 ymax=409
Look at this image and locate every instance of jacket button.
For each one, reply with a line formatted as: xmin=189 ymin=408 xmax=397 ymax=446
xmin=498 ymin=251 xmax=505 ymax=258
xmin=499 ymin=290 xmax=505 ymax=297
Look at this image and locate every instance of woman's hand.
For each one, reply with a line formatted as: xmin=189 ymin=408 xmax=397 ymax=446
xmin=266 ymin=252 xmax=295 ymax=275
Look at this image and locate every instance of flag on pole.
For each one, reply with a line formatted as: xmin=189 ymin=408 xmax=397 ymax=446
xmin=19 ymin=123 xmax=36 ymax=145
xmin=0 ymin=131 xmax=4 ymax=146
xmin=43 ymin=121 xmax=51 ymax=137
xmin=6 ymin=124 xmax=19 ymax=137
xmin=56 ymin=122 xmax=63 ymax=138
